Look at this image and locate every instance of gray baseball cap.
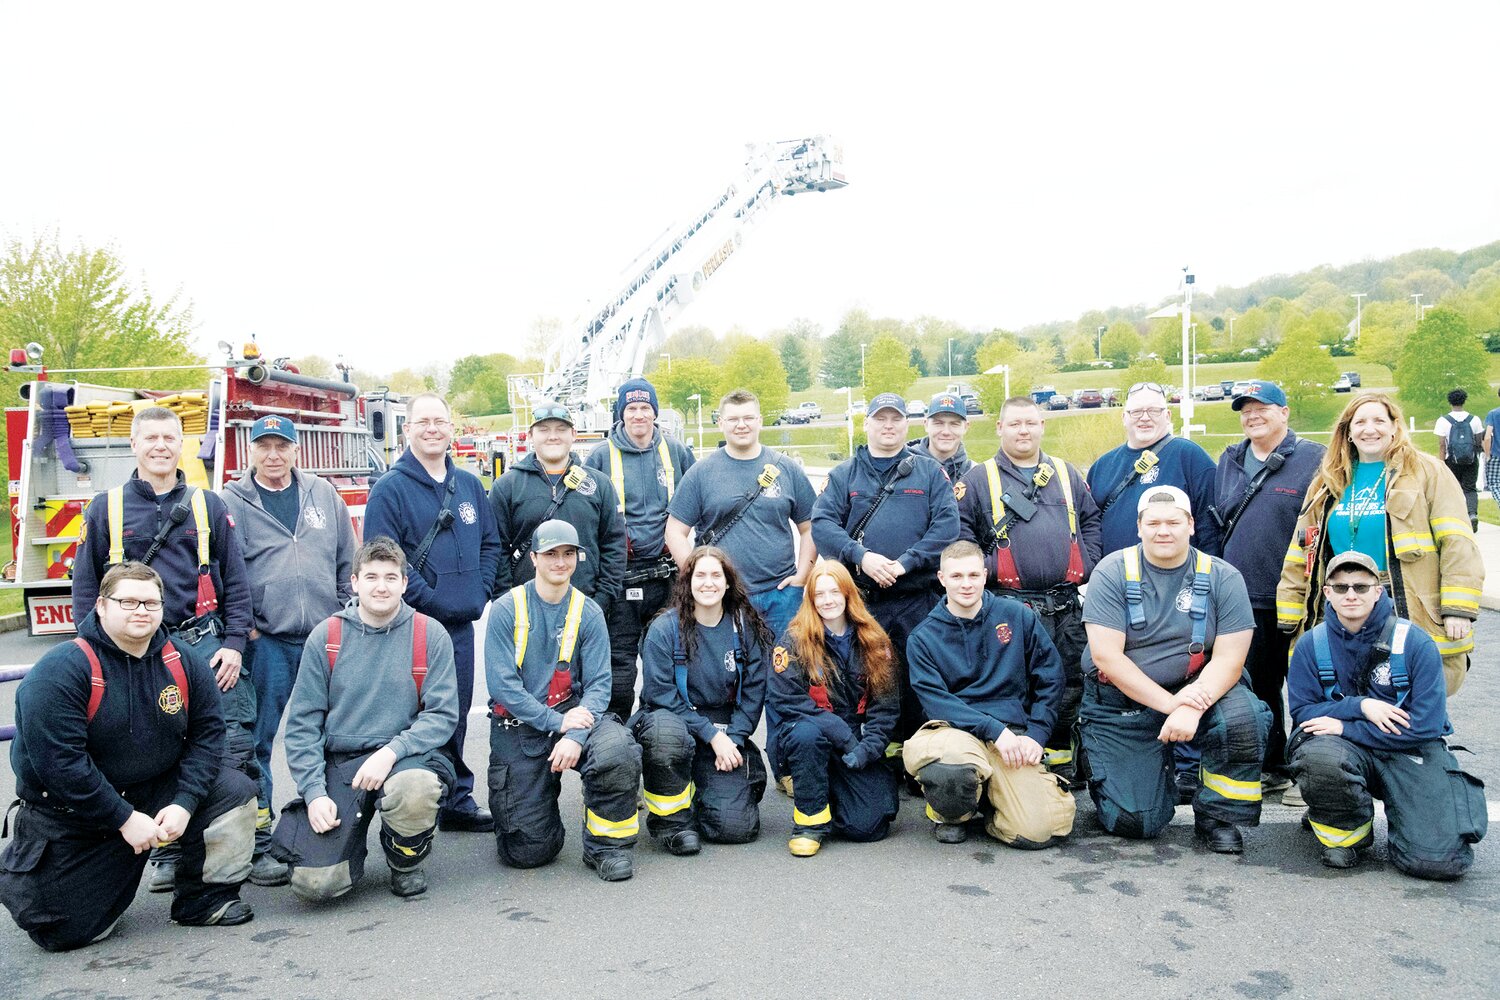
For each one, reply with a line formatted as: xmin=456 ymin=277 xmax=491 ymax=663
xmin=532 ymin=519 xmax=580 ymax=553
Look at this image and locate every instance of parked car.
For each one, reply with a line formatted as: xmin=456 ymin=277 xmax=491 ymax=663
xmin=905 ymin=398 xmax=927 ymax=418
xmin=1230 ymin=380 xmax=1254 ymax=398
xmin=796 ymin=401 xmax=822 ymax=421
xmin=1332 ymin=375 xmax=1353 ymax=393
xmin=846 ymin=400 xmax=866 ymax=420
xmin=1341 ymin=371 xmax=1361 ymax=388
xmin=1200 ymin=384 xmax=1225 ymax=401
xmin=1101 ymin=387 xmax=1121 ymax=407
xmin=1073 ymin=388 xmax=1104 ymax=409
xmin=1030 ymin=386 xmax=1057 ymax=405
xmin=961 ymin=393 xmax=983 ymax=415
xmin=1220 ymin=379 xmax=1235 ymax=394
xmin=1047 ymin=394 xmax=1070 ymax=411
xmin=774 ymin=408 xmax=811 ymax=425
xmin=1167 ymin=387 xmax=1183 ymax=403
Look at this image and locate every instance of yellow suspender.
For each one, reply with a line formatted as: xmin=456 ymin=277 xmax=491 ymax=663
xmin=1048 ymin=456 xmax=1079 ymax=539
xmin=983 ymin=459 xmax=1006 ymax=526
xmin=1123 ymin=544 xmax=1140 ymax=583
xmin=511 ymin=584 xmax=586 ymax=669
xmin=189 ymin=488 xmax=210 ymax=568
xmin=608 ymin=439 xmax=675 ymax=515
xmin=106 ymin=487 xmax=125 ymax=564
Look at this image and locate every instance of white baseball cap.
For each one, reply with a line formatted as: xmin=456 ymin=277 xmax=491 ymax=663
xmin=1137 ymin=484 xmax=1192 ymax=516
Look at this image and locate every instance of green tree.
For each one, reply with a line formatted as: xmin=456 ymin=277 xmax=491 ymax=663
xmin=908 ymin=345 xmax=930 ymax=377
xmin=1063 ymin=331 xmax=1095 ymax=365
xmin=290 ymin=354 xmax=334 ymax=378
xmin=1101 ymin=321 xmax=1141 ymax=365
xmin=863 ymin=334 xmax=918 ymax=397
xmin=1394 ymin=308 xmax=1490 ymax=422
xmin=1121 ymin=356 xmax=1170 ymax=394
xmin=717 ymin=341 xmax=789 ymax=416
xmin=975 ymin=333 xmax=1054 ymax=414
xmin=779 ymin=335 xmax=813 ymax=392
xmin=654 ymin=356 xmax=720 ymax=414
xmin=0 ymin=234 xmax=202 ymax=391
xmin=821 ymin=320 xmax=864 ymax=388
xmin=1256 ymin=328 xmax=1337 ymax=408
xmin=449 ymin=352 xmax=521 ymax=415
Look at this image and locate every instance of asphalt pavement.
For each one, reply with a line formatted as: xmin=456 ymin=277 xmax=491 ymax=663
xmin=0 ymin=611 xmax=1496 ymax=1000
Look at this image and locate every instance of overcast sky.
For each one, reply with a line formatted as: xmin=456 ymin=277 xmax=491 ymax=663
xmin=3 ymin=2 xmax=1497 ymax=373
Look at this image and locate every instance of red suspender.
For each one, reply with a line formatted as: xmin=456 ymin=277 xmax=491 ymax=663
xmin=75 ymin=638 xmax=105 ymax=724
xmin=323 ymin=614 xmax=427 ymax=703
xmin=160 ymin=641 xmax=188 ymax=714
xmin=324 ymin=616 xmax=343 ymax=671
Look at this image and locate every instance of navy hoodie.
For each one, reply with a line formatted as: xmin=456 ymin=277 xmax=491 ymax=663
xmin=906 ymin=591 xmax=1064 ymax=746
xmin=363 ymin=450 xmax=501 ymax=625
xmin=640 ymin=611 xmax=767 ymax=746
xmin=10 ymin=611 xmax=224 ymax=828
xmin=769 ymin=627 xmax=900 ymax=769
xmin=1214 ymin=431 xmax=1325 ymax=608
xmin=490 ymin=452 xmax=626 ymax=601
xmin=811 ymin=446 xmax=958 ymax=596
xmin=1087 ymin=434 xmax=1222 ymax=557
xmin=1287 ymin=595 xmax=1451 ymax=751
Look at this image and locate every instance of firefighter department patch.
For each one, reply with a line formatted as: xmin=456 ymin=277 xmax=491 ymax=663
xmin=575 ymin=474 xmax=597 ymax=497
xmin=772 ymin=646 xmax=789 ymax=672
xmin=995 ymin=622 xmax=1012 ymax=645
xmin=953 ymin=480 xmax=966 ymax=501
xmin=458 ymin=501 xmax=477 ymax=525
xmin=158 ymin=684 xmax=184 ymax=714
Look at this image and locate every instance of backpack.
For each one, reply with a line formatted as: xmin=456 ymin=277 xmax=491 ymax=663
xmin=1445 ymin=414 xmax=1477 ymax=465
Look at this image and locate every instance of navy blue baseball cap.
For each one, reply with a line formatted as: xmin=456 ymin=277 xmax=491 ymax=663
xmin=530 ymin=401 xmax=575 ymax=427
xmin=250 ymin=415 xmax=298 ymax=443
xmin=927 ymin=393 xmax=967 ymax=419
xmin=1232 ymin=380 xmax=1288 ymax=410
xmin=866 ymin=393 xmax=906 ymax=417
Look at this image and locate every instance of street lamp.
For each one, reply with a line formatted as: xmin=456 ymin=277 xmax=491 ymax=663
xmin=947 ymin=338 xmax=954 ymax=378
xmin=686 ymin=393 xmax=702 ymax=455
xmin=1419 ymin=302 xmax=1435 ymax=322
xmin=860 ymin=343 xmax=868 ymax=391
xmin=660 ymin=353 xmax=671 ymax=374
xmin=983 ymin=363 xmax=1010 ymax=400
xmin=1190 ymin=322 xmax=1198 ymax=392
xmin=1097 ymin=325 xmax=1106 ymax=360
xmin=837 ymin=386 xmax=854 ymax=459
xmin=1228 ymin=315 xmax=1236 ymax=348
xmin=1351 ymin=293 xmax=1365 ymax=340
xmin=1411 ymin=293 xmax=1423 ymax=325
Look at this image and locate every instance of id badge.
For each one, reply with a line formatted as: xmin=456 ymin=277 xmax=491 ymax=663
xmin=626 ymin=587 xmax=644 ymax=601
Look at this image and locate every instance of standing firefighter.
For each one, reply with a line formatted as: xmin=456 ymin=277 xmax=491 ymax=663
xmin=484 ymin=521 xmax=642 ymax=881
xmin=584 ymin=379 xmax=695 ymax=720
xmin=70 ymin=405 xmax=262 ymax=889
xmin=1 ymin=563 xmax=258 ymax=950
xmin=271 ymin=538 xmax=459 ymax=900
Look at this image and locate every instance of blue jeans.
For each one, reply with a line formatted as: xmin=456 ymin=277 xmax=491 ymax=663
xmin=749 ymin=585 xmax=804 ymax=779
xmin=249 ymin=633 xmax=308 ymax=816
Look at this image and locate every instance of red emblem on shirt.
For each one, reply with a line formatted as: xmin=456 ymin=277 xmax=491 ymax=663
xmin=995 ymin=622 xmax=1012 ymax=645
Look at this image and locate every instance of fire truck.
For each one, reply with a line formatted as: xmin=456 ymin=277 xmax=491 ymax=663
xmin=2 ymin=342 xmax=404 ymax=636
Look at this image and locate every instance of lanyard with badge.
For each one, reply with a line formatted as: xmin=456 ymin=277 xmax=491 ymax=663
xmin=1346 ymin=468 xmax=1386 ymax=550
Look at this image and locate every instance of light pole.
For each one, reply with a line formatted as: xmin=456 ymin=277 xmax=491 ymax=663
xmin=838 ymin=386 xmax=854 ymax=459
xmin=1179 ymin=267 xmax=1196 ymax=437
xmin=1228 ymin=315 xmax=1235 ymax=349
xmin=947 ymin=338 xmax=954 ymax=378
xmin=1419 ymin=302 xmax=1435 ymax=322
xmin=860 ymin=343 xmax=868 ymax=392
xmin=687 ymin=392 xmax=702 ymax=456
xmin=1411 ymin=293 xmax=1423 ymax=325
xmin=1097 ymin=325 xmax=1106 ymax=360
xmin=1190 ymin=323 xmax=1198 ymax=393
xmin=983 ymin=363 xmax=1011 ymax=400
xmin=660 ymin=353 xmax=672 ymax=374
xmin=1351 ymin=293 xmax=1365 ymax=340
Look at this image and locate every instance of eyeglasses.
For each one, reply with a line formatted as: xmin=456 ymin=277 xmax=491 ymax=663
xmin=1128 ymin=382 xmax=1167 ymax=396
xmin=105 ymin=596 xmax=164 ymax=612
xmin=1325 ymin=583 xmax=1375 ymax=595
xmin=408 ymin=419 xmax=452 ymax=431
xmin=1124 ymin=407 xmax=1168 ymax=419
xmin=721 ymin=415 xmax=759 ymax=426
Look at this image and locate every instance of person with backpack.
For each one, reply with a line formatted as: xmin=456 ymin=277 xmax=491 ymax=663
xmin=0 ymin=562 xmax=259 ymax=950
xmin=1287 ymin=551 xmax=1486 ymax=877
xmin=1434 ymin=387 xmax=1483 ymax=532
xmin=271 ymin=538 xmax=459 ymax=901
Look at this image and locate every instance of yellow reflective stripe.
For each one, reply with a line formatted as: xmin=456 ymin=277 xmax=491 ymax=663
xmin=1391 ymin=531 xmax=1436 ymax=554
xmin=658 ymin=438 xmax=674 ymax=502
xmin=189 ymin=488 xmax=210 ymax=567
xmin=608 ymin=442 xmax=625 ymax=512
xmin=925 ymin=802 xmax=975 ymax=824
xmin=1123 ymin=545 xmax=1141 ymax=583
xmin=393 ymin=843 xmax=420 ymax=857
xmin=1433 ymin=633 xmax=1475 ymax=656
xmin=106 ymin=486 xmax=125 ymax=564
xmin=883 ymin=741 xmax=903 ymax=758
xmin=559 ymin=589 xmax=585 ymax=662
xmin=585 ymin=809 xmax=640 ymax=839
xmin=1430 ymin=517 xmax=1468 ymax=539
xmin=643 ymin=782 xmax=694 ymax=816
xmin=1043 ymin=748 xmax=1073 ymax=765
xmin=984 ymin=459 xmax=1005 ymax=526
xmin=1441 ymin=587 xmax=1481 ymax=611
xmin=1200 ymin=768 xmax=1262 ymax=802
xmin=1050 ymin=455 xmax=1078 ymax=537
xmin=793 ymin=805 xmax=832 ymax=827
xmin=1283 ymin=541 xmax=1305 ymax=565
xmin=1309 ymin=818 xmax=1372 ymax=849
xmin=1196 ymin=551 xmax=1213 ymax=576
xmin=511 ymin=585 xmax=529 ymax=669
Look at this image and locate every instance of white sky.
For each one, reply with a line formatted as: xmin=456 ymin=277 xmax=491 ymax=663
xmin=3 ymin=2 xmax=1498 ymax=374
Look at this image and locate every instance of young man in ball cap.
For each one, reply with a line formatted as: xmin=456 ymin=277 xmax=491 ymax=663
xmin=909 ymin=393 xmax=974 ymax=481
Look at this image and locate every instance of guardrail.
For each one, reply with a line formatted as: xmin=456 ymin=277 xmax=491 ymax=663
xmin=1 ymin=664 xmax=30 ymax=741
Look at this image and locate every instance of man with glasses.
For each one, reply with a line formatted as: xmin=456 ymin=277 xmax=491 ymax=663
xmin=364 ymin=392 xmax=501 ymax=833
xmin=71 ymin=405 xmax=257 ymax=891
xmin=492 ymin=400 xmax=625 ymax=623
xmin=1212 ymin=381 xmax=1324 ymax=802
xmin=666 ymin=388 xmax=817 ymax=789
xmin=1286 ymin=551 xmax=1486 ymax=878
xmin=2 ymin=562 xmax=259 ymax=949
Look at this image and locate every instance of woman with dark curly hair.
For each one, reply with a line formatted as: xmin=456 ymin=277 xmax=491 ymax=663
xmin=769 ymin=560 xmax=901 ymax=857
xmin=1277 ymin=391 xmax=1484 ymax=697
xmin=631 ymin=546 xmax=772 ymax=854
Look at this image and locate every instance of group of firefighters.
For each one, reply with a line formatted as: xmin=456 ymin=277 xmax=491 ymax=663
xmin=0 ymin=375 xmax=1488 ymax=951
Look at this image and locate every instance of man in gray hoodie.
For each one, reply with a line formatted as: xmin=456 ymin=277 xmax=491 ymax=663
xmin=271 ymin=537 xmax=459 ymax=900
xmin=222 ymin=415 xmax=356 ymax=885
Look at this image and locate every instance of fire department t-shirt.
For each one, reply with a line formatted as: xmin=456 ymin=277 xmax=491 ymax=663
xmin=667 ymin=446 xmax=816 ymax=594
xmin=1082 ymin=547 xmax=1254 ymax=687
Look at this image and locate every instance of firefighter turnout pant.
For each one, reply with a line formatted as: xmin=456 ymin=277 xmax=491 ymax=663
xmin=1289 ymin=733 xmax=1487 ymax=880
xmin=270 ymin=749 xmax=454 ymax=902
xmin=780 ymin=718 xmax=899 ymax=842
xmin=1080 ymin=676 xmax=1271 ymax=839
xmin=632 ymin=709 xmax=768 ymax=844
xmin=902 ymin=721 xmax=1075 ymax=847
xmin=604 ymin=576 xmax=672 ymax=720
xmin=864 ymin=588 xmax=937 ymax=746
xmin=488 ymin=715 xmax=642 ymax=868
xmin=0 ymin=765 xmax=257 ymax=952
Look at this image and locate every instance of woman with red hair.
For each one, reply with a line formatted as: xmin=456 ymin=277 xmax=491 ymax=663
xmin=770 ymin=560 xmax=902 ymax=856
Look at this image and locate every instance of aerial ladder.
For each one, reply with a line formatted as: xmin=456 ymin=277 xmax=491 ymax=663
xmin=511 ymin=135 xmax=847 ymax=433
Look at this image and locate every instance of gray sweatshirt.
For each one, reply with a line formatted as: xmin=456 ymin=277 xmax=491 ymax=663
xmin=222 ymin=468 xmax=357 ymax=639
xmin=284 ymin=603 xmax=459 ymax=802
xmin=583 ymin=425 xmax=696 ymax=561
xmin=484 ymin=583 xmax=610 ymax=739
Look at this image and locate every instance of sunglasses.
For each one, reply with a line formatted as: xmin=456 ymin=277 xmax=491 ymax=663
xmin=531 ymin=404 xmax=573 ymax=426
xmin=1128 ymin=382 xmax=1167 ymax=396
xmin=1325 ymin=583 xmax=1375 ymax=595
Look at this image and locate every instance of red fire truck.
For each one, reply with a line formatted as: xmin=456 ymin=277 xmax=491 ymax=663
xmin=3 ymin=342 xmax=404 ymax=636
